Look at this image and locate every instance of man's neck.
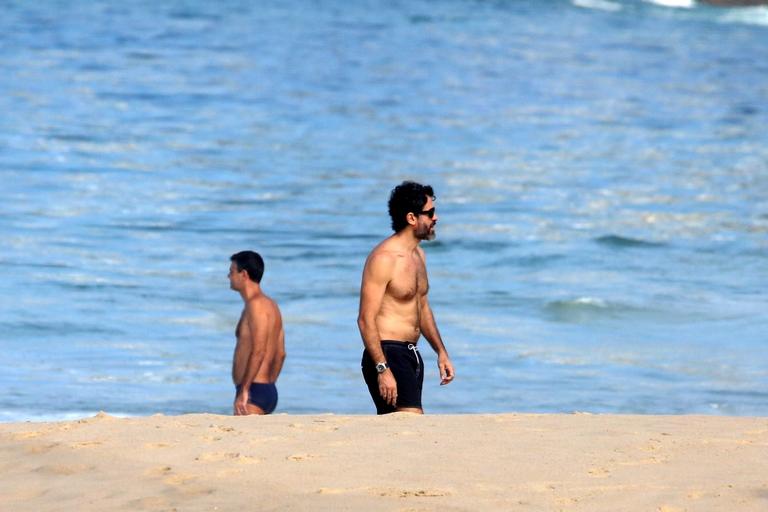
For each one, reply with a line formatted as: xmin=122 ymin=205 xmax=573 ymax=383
xmin=393 ymin=228 xmax=420 ymax=251
xmin=239 ymin=282 xmax=261 ymax=302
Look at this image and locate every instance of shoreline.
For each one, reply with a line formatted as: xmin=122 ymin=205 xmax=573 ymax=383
xmin=2 ymin=412 xmax=767 ymax=511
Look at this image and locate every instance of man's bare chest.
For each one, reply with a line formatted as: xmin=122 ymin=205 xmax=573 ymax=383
xmin=387 ymin=260 xmax=428 ymax=301
xmin=235 ymin=312 xmax=248 ymax=339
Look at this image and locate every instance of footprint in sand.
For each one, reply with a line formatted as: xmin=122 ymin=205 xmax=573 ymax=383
xmin=287 ymin=453 xmax=318 ymax=461
xmin=313 ymin=425 xmax=340 ymax=433
xmin=391 ymin=430 xmax=419 ymax=437
xmin=144 ymin=466 xmax=173 ymax=477
xmin=641 ymin=438 xmax=664 ymax=452
xmin=164 ymin=473 xmax=197 ymax=486
xmin=309 ymin=419 xmax=342 ymax=432
xmin=289 ymin=421 xmax=340 ymax=431
xmin=195 ymin=452 xmax=260 ymax=464
xmin=526 ymin=482 xmax=557 ymax=493
xmin=25 ymin=442 xmax=60 ymax=455
xmin=373 ymin=487 xmax=451 ymax=498
xmin=317 ymin=487 xmax=350 ymax=495
xmin=144 ymin=442 xmax=172 ymax=449
xmin=129 ymin=496 xmax=173 ymax=509
xmin=248 ymin=435 xmax=286 ymax=444
xmin=619 ymin=456 xmax=667 ymax=466
xmin=34 ymin=463 xmax=93 ymax=475
xmin=588 ymin=467 xmax=611 ymax=478
xmin=398 ymin=489 xmax=450 ymax=498
xmin=70 ymin=441 xmax=103 ymax=449
xmin=4 ymin=488 xmax=47 ymax=502
xmin=162 ymin=473 xmax=216 ymax=497
xmin=208 ymin=424 xmax=236 ymax=433
xmin=12 ymin=431 xmax=45 ymax=440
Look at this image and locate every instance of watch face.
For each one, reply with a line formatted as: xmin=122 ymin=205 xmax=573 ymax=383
xmin=376 ymin=363 xmax=387 ymax=373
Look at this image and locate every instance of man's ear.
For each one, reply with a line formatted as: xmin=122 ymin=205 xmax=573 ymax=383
xmin=406 ymin=212 xmax=417 ymax=226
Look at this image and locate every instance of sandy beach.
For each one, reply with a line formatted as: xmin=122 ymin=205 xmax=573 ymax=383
xmin=1 ymin=412 xmax=766 ymax=511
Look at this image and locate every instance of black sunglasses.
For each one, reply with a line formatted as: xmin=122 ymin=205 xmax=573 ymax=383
xmin=416 ymin=207 xmax=436 ymax=219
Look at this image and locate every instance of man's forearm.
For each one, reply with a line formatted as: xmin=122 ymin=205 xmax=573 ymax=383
xmin=239 ymin=349 xmax=265 ymax=388
xmin=423 ymin=329 xmax=448 ymax=356
xmin=420 ymin=307 xmax=448 ymax=356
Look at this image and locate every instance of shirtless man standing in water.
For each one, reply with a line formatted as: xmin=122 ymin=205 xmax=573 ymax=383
xmin=229 ymin=251 xmax=286 ymax=415
xmin=358 ymin=181 xmax=455 ymax=414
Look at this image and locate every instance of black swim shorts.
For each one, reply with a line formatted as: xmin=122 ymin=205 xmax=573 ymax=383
xmin=361 ymin=340 xmax=424 ymax=414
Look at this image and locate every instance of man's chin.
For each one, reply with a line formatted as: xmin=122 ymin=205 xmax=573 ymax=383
xmin=415 ymin=226 xmax=436 ymax=241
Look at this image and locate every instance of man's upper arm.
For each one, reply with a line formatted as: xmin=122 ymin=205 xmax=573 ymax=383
xmin=246 ymin=302 xmax=269 ymax=352
xmin=359 ymin=252 xmax=393 ymax=322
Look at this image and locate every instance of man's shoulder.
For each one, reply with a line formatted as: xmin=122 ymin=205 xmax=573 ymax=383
xmin=363 ymin=242 xmax=402 ymax=282
xmin=371 ymin=234 xmax=409 ymax=256
xmin=245 ymin=293 xmax=279 ymax=315
xmin=367 ymin=243 xmax=401 ymax=266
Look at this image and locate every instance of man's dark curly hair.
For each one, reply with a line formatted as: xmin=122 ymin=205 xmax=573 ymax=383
xmin=388 ymin=181 xmax=435 ymax=232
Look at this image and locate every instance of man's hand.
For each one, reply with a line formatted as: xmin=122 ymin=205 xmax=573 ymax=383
xmin=234 ymin=389 xmax=249 ymax=415
xmin=438 ymin=355 xmax=455 ymax=385
xmin=378 ymin=370 xmax=398 ymax=406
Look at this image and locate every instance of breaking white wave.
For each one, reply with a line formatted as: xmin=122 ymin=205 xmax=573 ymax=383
xmin=643 ymin=0 xmax=695 ymax=8
xmin=572 ymin=0 xmax=623 ymax=12
xmin=719 ymin=6 xmax=768 ymax=27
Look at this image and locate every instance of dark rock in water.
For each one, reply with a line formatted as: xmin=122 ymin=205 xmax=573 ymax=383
xmin=700 ymin=0 xmax=768 ymax=6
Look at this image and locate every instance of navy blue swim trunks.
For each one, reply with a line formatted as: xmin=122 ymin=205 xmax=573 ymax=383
xmin=362 ymin=340 xmax=424 ymax=414
xmin=235 ymin=382 xmax=278 ymax=414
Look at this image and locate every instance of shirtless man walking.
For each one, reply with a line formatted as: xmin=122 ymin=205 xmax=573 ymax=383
xmin=229 ymin=250 xmax=286 ymax=415
xmin=358 ymin=181 xmax=455 ymax=414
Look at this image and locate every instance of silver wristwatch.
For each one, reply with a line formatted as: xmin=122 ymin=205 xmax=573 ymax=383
xmin=375 ymin=362 xmax=389 ymax=373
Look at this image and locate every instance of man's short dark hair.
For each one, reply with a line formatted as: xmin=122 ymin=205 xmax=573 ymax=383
xmin=230 ymin=251 xmax=264 ymax=283
xmin=388 ymin=181 xmax=435 ymax=232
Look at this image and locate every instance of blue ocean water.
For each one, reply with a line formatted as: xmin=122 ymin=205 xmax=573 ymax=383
xmin=1 ymin=0 xmax=767 ymax=421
